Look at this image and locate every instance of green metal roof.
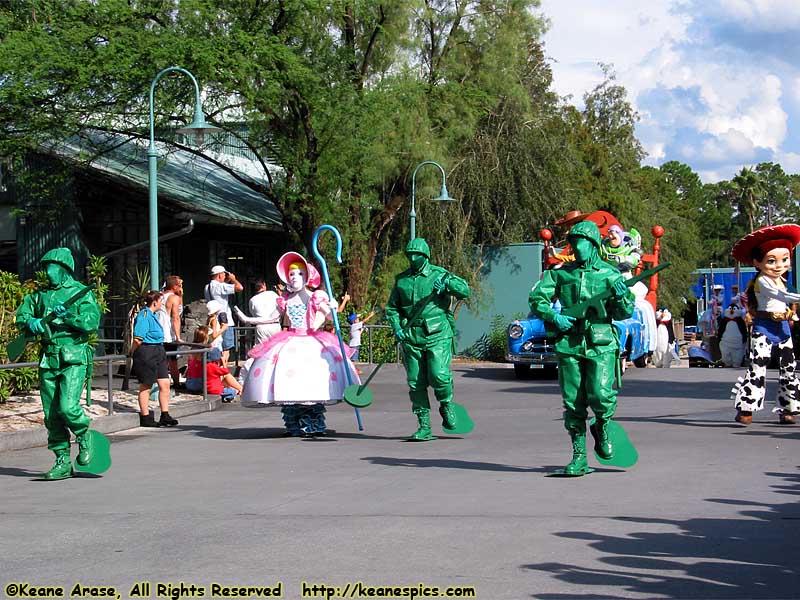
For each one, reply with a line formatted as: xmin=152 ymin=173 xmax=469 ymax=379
xmin=50 ymin=130 xmax=283 ymax=229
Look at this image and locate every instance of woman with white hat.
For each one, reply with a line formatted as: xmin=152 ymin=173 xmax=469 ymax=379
xmin=205 ymin=299 xmax=228 ymax=352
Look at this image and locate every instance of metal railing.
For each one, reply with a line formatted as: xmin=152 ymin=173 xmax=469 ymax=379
xmin=363 ymin=324 xmax=400 ymax=363
xmin=1 ymin=340 xmax=211 ymax=415
xmin=2 ymin=324 xmax=400 ymax=417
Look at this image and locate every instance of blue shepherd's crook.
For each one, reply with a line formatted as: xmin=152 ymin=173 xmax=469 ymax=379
xmin=311 ymin=225 xmax=364 ymax=431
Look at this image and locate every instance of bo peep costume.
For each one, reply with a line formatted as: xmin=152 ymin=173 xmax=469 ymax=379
xmin=240 ymin=252 xmax=359 ymax=435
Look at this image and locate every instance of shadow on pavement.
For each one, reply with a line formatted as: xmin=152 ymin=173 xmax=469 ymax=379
xmin=619 ymin=378 xmax=733 ymax=401
xmin=178 ymin=424 xmax=289 ymax=440
xmin=0 ymin=466 xmax=44 ymax=478
xmin=179 ymin=424 xmax=413 ymax=442
xmin=498 ymin=384 xmax=563 ymax=394
xmin=615 ymin=414 xmax=800 ymax=439
xmin=362 ymin=456 xmax=566 ymax=473
xmin=522 ymin=469 xmax=800 ymax=599
xmin=615 ymin=415 xmax=742 ymax=429
xmin=457 ymin=367 xmax=517 ymax=381
xmin=333 ymin=432 xmax=423 ymax=441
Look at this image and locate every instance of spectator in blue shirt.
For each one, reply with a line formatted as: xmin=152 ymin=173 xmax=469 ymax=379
xmin=132 ymin=290 xmax=178 ymax=428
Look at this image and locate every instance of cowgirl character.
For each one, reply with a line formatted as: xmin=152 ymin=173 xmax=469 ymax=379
xmin=730 ymin=224 xmax=800 ymax=425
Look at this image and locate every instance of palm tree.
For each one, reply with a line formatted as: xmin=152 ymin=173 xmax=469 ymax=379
xmin=120 ymin=267 xmax=150 ymax=390
xmin=731 ymin=167 xmax=765 ymax=231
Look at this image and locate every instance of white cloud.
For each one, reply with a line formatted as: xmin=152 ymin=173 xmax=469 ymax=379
xmin=701 ymin=74 xmax=785 ymax=150
xmin=646 ymin=141 xmax=665 ymax=161
xmin=539 ymin=1 xmax=800 ymax=181
xmin=700 ymin=129 xmax=757 ymax=163
xmin=697 ymin=168 xmax=726 ymax=183
xmin=679 ymin=144 xmax=697 ymax=160
xmin=700 ymin=0 xmax=800 ymax=31
xmin=773 ymin=150 xmax=800 ymax=173
xmin=539 ymin=0 xmax=689 ymax=102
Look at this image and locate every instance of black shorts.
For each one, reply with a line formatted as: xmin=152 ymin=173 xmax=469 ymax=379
xmin=132 ymin=344 xmax=169 ymax=386
xmin=164 ymin=342 xmax=179 ymax=355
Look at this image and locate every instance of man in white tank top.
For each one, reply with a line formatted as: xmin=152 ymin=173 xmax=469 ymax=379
xmin=158 ymin=275 xmax=184 ymax=386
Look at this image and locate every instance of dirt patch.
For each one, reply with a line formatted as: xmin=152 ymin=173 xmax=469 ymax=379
xmin=0 ymin=387 xmax=205 ymax=433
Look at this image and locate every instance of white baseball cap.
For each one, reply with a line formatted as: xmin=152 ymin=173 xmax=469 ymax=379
xmin=210 ymin=265 xmax=227 ymax=275
xmin=206 ymin=300 xmax=225 ymax=315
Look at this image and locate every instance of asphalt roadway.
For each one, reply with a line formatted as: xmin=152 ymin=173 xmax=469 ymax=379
xmin=1 ymin=363 xmax=798 ymax=600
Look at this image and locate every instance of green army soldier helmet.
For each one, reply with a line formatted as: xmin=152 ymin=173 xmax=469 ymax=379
xmin=567 ymin=221 xmax=601 ymax=249
xmin=405 ymin=237 xmax=431 ymax=258
xmin=40 ymin=247 xmax=75 ymax=273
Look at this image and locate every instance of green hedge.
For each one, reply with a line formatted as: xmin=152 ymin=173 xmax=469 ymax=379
xmin=0 ymin=270 xmax=40 ymax=402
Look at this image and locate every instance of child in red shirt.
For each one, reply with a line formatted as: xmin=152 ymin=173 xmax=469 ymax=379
xmin=206 ymin=347 xmax=243 ymax=403
xmin=185 ymin=326 xmax=209 ymax=394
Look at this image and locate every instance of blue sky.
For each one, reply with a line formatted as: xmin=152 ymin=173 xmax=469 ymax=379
xmin=538 ymin=0 xmax=800 ymax=182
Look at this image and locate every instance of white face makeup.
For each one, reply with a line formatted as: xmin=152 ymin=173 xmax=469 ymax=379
xmin=287 ymin=266 xmax=307 ymax=292
xmin=755 ymin=248 xmax=791 ymax=279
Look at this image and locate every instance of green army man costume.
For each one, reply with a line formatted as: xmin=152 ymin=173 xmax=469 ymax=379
xmin=385 ymin=238 xmax=471 ymax=440
xmin=16 ymin=248 xmax=102 ymax=480
xmin=528 ymin=221 xmax=635 ymax=476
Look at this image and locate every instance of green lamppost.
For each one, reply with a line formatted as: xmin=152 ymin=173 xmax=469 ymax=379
xmin=409 ymin=160 xmax=455 ymax=242
xmin=148 ymin=66 xmax=221 ymax=290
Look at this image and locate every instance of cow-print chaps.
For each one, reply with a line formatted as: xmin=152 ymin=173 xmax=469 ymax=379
xmin=731 ymin=332 xmax=799 ymax=414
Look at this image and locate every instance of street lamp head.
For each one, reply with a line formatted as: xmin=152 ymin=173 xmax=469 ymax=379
xmin=433 ymin=182 xmax=456 ymax=203
xmin=175 ymin=102 xmax=222 ymax=143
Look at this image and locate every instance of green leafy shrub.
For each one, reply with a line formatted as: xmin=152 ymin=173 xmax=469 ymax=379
xmin=343 ymin=318 xmax=399 ymax=364
xmin=364 ymin=325 xmax=400 ymax=364
xmin=0 ymin=270 xmax=40 ymax=401
xmin=464 ymin=314 xmax=517 ymax=362
xmin=86 ymin=255 xmax=110 ymax=315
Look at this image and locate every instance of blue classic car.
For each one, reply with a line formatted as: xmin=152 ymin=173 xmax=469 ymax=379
xmin=506 ymin=302 xmax=650 ymax=379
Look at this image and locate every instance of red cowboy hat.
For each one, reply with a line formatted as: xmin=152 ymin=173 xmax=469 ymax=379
xmin=275 ymin=252 xmax=321 ymax=289
xmin=555 ymin=210 xmax=585 ymax=226
xmin=731 ymin=224 xmax=800 ymax=263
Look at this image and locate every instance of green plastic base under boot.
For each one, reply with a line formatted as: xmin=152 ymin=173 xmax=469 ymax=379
xmin=440 ymin=402 xmax=474 ymax=435
xmin=43 ymin=452 xmax=72 ymax=481
xmin=72 ymin=430 xmax=112 ymax=475
xmin=589 ymin=418 xmax=638 ymax=468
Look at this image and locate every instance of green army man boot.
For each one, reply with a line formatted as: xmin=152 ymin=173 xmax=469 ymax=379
xmin=439 ymin=401 xmax=457 ymax=430
xmin=590 ymin=419 xmax=614 ymax=459
xmin=44 ymin=450 xmax=72 ymax=480
xmin=564 ymin=432 xmax=590 ymax=476
xmin=76 ymin=432 xmax=94 ymax=466
xmin=409 ymin=407 xmax=434 ymax=441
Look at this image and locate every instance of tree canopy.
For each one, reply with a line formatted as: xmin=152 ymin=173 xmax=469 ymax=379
xmin=2 ymin=0 xmax=798 ymax=316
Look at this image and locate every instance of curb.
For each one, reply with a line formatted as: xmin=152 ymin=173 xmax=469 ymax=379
xmin=0 ymin=396 xmax=221 ymax=453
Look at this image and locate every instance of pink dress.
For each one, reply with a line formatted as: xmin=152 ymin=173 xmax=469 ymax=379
xmin=240 ymin=289 xmax=360 ymax=406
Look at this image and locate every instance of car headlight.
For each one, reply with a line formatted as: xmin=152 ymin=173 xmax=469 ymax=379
xmin=508 ymin=323 xmax=524 ymax=339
